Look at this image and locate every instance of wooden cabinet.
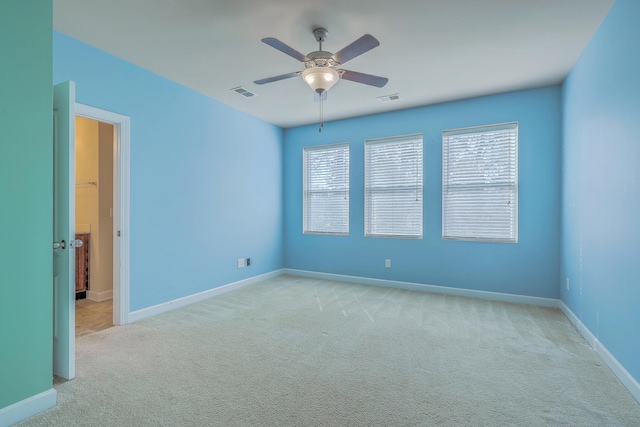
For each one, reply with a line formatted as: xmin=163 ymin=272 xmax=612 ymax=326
xmin=75 ymin=233 xmax=90 ymax=299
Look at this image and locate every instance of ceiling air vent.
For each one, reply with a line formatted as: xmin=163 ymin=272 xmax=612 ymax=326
xmin=231 ymin=86 xmax=257 ymax=98
xmin=377 ymin=93 xmax=400 ymax=103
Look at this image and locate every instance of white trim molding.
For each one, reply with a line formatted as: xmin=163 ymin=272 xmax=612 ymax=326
xmin=0 ymin=389 xmax=56 ymax=427
xmin=283 ymin=269 xmax=559 ymax=308
xmin=560 ymin=302 xmax=640 ymax=404
xmin=129 ymin=270 xmax=284 ymax=323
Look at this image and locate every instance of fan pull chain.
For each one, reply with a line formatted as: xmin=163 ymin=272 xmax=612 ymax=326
xmin=319 ymin=95 xmax=324 ymax=132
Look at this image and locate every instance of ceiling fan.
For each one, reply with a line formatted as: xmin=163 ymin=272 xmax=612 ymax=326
xmin=254 ymin=28 xmax=389 ymax=99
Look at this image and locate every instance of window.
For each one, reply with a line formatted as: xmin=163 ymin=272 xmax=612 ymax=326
xmin=303 ymin=143 xmax=349 ymax=235
xmin=442 ymin=122 xmax=518 ymax=242
xmin=365 ymin=134 xmax=423 ymax=238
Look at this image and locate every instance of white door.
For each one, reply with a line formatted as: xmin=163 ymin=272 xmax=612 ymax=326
xmin=53 ymin=81 xmax=76 ymax=379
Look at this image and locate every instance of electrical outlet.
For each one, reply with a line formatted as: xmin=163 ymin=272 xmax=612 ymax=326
xmin=246 ymin=258 xmax=251 ymax=267
xmin=385 ymin=259 xmax=391 ymax=268
xmin=566 ymin=278 xmax=570 ymax=291
xmin=237 ymin=258 xmax=245 ymax=269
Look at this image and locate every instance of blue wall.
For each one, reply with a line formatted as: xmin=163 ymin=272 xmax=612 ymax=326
xmin=561 ymin=0 xmax=640 ymax=383
xmin=284 ymin=87 xmax=562 ymax=298
xmin=54 ymin=33 xmax=284 ymax=311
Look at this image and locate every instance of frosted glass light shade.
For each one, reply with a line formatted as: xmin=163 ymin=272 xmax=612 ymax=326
xmin=302 ymin=67 xmax=339 ymax=94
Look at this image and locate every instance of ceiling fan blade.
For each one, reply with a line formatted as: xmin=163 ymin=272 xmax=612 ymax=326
xmin=339 ymin=70 xmax=388 ymax=88
xmin=332 ymin=34 xmax=380 ymax=65
xmin=261 ymin=38 xmax=309 ymax=62
xmin=253 ymin=72 xmax=300 ymax=85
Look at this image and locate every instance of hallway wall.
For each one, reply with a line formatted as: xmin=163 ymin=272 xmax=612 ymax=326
xmin=96 ymin=122 xmax=114 ymax=299
xmin=75 ymin=117 xmax=114 ymax=300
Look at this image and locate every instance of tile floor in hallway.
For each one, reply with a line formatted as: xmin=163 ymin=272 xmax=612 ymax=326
xmin=76 ymin=299 xmax=113 ymax=336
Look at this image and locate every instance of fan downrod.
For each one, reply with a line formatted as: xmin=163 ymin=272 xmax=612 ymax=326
xmin=313 ymin=28 xmax=328 ymax=44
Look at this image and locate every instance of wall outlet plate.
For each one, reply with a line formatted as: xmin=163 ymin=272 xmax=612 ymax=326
xmin=237 ymin=258 xmax=245 ymax=268
xmin=385 ymin=259 xmax=391 ymax=268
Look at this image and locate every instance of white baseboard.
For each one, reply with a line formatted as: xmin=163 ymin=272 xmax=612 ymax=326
xmin=0 ymin=388 xmax=56 ymax=427
xmin=129 ymin=269 xmax=284 ymax=323
xmin=560 ymin=302 xmax=640 ymax=404
xmin=87 ymin=289 xmax=113 ymax=302
xmin=283 ymin=269 xmax=559 ymax=308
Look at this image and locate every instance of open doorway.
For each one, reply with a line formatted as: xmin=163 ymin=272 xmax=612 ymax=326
xmin=75 ymin=103 xmax=130 ymax=330
xmin=53 ymin=89 xmax=130 ymax=379
xmin=74 ymin=116 xmax=115 ymax=336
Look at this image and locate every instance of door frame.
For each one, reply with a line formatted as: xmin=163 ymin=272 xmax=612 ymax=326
xmin=75 ymin=103 xmax=130 ymax=326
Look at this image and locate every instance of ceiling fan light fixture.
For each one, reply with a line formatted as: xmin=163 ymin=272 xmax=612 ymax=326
xmin=302 ymin=67 xmax=339 ymax=94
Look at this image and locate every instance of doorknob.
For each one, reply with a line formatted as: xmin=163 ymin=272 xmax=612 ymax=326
xmin=69 ymin=239 xmax=83 ymax=249
xmin=53 ymin=240 xmax=66 ymax=249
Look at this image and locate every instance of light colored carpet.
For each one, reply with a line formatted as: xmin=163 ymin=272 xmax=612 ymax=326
xmin=19 ymin=275 xmax=640 ymax=426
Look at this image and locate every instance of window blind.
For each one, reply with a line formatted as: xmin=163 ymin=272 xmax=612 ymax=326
xmin=442 ymin=122 xmax=518 ymax=242
xmin=303 ymin=143 xmax=349 ymax=235
xmin=365 ymin=134 xmax=423 ymax=238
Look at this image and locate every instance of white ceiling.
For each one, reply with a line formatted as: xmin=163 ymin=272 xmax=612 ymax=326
xmin=53 ymin=0 xmax=615 ymax=128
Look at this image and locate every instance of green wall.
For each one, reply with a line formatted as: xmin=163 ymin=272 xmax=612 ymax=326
xmin=0 ymin=0 xmax=54 ymax=409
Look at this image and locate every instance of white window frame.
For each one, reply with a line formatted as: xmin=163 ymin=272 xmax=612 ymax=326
xmin=364 ymin=134 xmax=423 ymax=239
xmin=303 ymin=143 xmax=350 ymax=235
xmin=442 ymin=122 xmax=518 ymax=243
